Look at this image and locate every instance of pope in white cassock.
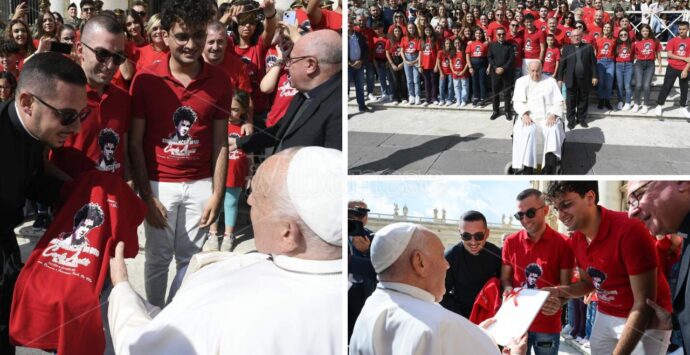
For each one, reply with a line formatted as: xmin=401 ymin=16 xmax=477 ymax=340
xmin=349 ymin=222 xmax=526 ymax=355
xmin=107 ymin=147 xmax=342 ymax=355
xmin=511 ymin=61 xmax=566 ymax=174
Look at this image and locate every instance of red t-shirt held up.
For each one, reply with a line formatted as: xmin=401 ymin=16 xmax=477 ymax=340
xmin=10 ymin=170 xmax=146 ymax=355
xmin=543 ymin=47 xmax=561 ymax=74
xmin=570 ymin=207 xmax=673 ymax=318
xmin=502 ymin=226 xmax=574 ymax=333
xmin=130 ymin=54 xmax=233 ymax=182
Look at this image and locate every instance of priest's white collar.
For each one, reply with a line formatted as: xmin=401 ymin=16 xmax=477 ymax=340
xmin=379 ymin=281 xmax=436 ymax=303
xmin=15 ymin=101 xmax=39 ymax=141
xmin=269 ymin=254 xmax=341 ymax=275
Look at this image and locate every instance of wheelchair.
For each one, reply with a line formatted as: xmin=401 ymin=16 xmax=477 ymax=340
xmin=504 ymin=111 xmax=567 ymax=175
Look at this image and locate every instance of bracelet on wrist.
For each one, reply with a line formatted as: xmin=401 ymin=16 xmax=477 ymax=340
xmin=265 ymin=9 xmax=277 ymax=20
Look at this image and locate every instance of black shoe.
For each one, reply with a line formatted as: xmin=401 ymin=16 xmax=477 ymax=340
xmin=490 ymin=112 xmax=500 ymax=120
xmin=506 ymin=114 xmax=513 ymax=121
xmin=604 ymin=100 xmax=613 ymax=110
xmin=359 ymin=106 xmax=372 ymax=113
xmin=579 ymin=120 xmax=589 ymax=128
xmin=567 ymin=121 xmax=576 ymax=130
xmin=597 ymin=99 xmax=604 ymax=110
xmin=32 ymin=213 xmax=51 ymax=230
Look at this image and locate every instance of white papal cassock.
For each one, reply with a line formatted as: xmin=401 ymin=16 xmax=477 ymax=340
xmin=511 ymin=74 xmax=565 ymax=170
xmin=349 ymin=282 xmax=501 ymax=355
xmin=108 ymin=253 xmax=341 ymax=355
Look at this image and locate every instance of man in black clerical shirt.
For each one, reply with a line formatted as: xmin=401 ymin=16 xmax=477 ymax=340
xmin=556 ymin=29 xmax=598 ymax=129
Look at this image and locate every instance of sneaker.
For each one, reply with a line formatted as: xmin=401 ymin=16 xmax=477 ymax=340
xmin=617 ymin=101 xmax=624 ymax=110
xmin=655 ymin=105 xmax=663 ymax=116
xmin=561 ymin=324 xmax=573 ymax=335
xmin=684 ymin=107 xmax=690 ymax=119
xmin=219 ymin=234 xmax=237 ymax=252
xmin=622 ymin=103 xmax=631 ymax=111
xmin=409 ymin=95 xmax=414 ymax=103
xmin=563 ymin=334 xmax=574 ymax=340
xmin=446 ymin=101 xmax=453 ymax=106
xmin=641 ymin=105 xmax=649 ymax=114
xmin=368 ymin=93 xmax=377 ymax=101
xmin=455 ymin=103 xmax=462 ymax=108
xmin=402 ymin=99 xmax=409 ymax=104
xmin=415 ymin=96 xmax=421 ymax=105
xmin=631 ymin=104 xmax=640 ymax=112
xmin=604 ymin=100 xmax=613 ymax=110
xmin=575 ymin=336 xmax=584 ymax=343
xmin=202 ymin=233 xmax=220 ymax=252
xmin=583 ymin=341 xmax=590 ymax=348
xmin=380 ymin=94 xmax=390 ymax=102
xmin=437 ymin=100 xmax=444 ymax=106
xmin=460 ymin=102 xmax=467 ymax=107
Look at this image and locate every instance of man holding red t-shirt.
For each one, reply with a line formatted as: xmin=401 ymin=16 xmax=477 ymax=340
xmin=502 ymin=189 xmax=573 ymax=355
xmin=128 ymin=0 xmax=231 ymax=308
xmin=654 ymin=21 xmax=690 ymax=118
xmin=542 ymin=181 xmax=673 ymax=355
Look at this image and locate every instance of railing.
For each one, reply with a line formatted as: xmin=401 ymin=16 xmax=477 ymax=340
xmin=623 ymin=10 xmax=690 ymax=42
xmin=368 ymin=212 xmax=516 ymax=229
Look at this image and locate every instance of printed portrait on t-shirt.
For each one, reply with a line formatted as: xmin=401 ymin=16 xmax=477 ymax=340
xmin=620 ymin=46 xmax=630 ymax=58
xmin=587 ymin=266 xmax=618 ymax=302
xmin=643 ymin=42 xmax=652 ymax=55
xmin=523 ymin=263 xmax=543 ymax=289
xmin=96 ymin=128 xmax=121 ymax=173
xmin=473 ymin=45 xmax=481 ymax=56
xmin=525 ymin=38 xmax=533 ymax=52
xmin=377 ymin=42 xmax=386 ymax=54
xmin=42 ymin=203 xmax=104 ymax=270
xmin=545 ymin=51 xmax=553 ymax=62
xmin=228 ymin=132 xmax=244 ymax=160
xmin=455 ymin=58 xmax=462 ymax=68
xmin=602 ymin=43 xmax=610 ymax=55
xmin=169 ymin=106 xmax=197 ymax=143
xmin=679 ymin=44 xmax=687 ymax=56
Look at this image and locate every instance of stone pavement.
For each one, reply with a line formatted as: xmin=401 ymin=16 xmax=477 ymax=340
xmin=348 ymin=102 xmax=690 ymax=175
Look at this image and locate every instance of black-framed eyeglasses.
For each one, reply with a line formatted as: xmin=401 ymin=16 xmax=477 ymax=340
xmin=510 ymin=24 xmax=519 ymax=27
xmin=286 ymin=55 xmax=316 ymax=66
xmin=460 ymin=231 xmax=485 ymax=241
xmin=172 ymin=30 xmax=207 ymax=45
xmin=82 ymin=7 xmax=94 ymax=13
xmin=514 ymin=206 xmax=544 ymax=220
xmin=134 ymin=10 xmax=147 ymax=18
xmin=32 ymin=94 xmax=91 ymax=126
xmin=81 ymin=42 xmax=127 ymax=65
xmin=496 ymin=32 xmax=506 ymax=35
xmin=627 ymin=181 xmax=653 ymax=210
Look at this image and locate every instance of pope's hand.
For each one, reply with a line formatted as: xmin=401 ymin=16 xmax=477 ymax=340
xmin=546 ymin=114 xmax=557 ymax=127
xmin=521 ymin=114 xmax=533 ymax=126
xmin=109 ymin=241 xmax=129 ymax=285
xmin=503 ymin=333 xmax=528 ymax=355
xmin=478 ymin=317 xmax=496 ymax=330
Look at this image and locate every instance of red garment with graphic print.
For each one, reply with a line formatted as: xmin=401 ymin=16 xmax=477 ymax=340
xmin=9 ymin=171 xmax=146 ymax=354
xmin=266 ymin=69 xmax=298 ymax=127
xmin=233 ymin=40 xmax=270 ymax=113
xmin=469 ymin=277 xmax=502 ymax=325
xmin=226 ymin=122 xmax=249 ymax=188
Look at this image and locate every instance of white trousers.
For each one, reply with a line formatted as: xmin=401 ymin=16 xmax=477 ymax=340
xmin=144 ymin=178 xmax=212 ymax=308
xmin=590 ymin=311 xmax=671 ymax=355
xmin=512 ymin=117 xmax=565 ymax=169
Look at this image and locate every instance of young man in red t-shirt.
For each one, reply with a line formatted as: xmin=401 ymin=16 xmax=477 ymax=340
xmin=50 ymin=16 xmax=132 ymax=181
xmin=502 ymin=189 xmax=574 ymax=354
xmin=654 ymin=21 xmax=690 ymax=118
xmin=543 ymin=35 xmax=561 ymax=76
xmin=128 ymin=0 xmax=234 ymax=308
xmin=522 ymin=14 xmax=545 ymax=76
xmin=542 ymin=181 xmax=673 ymax=355
xmin=371 ymin=21 xmax=392 ymax=101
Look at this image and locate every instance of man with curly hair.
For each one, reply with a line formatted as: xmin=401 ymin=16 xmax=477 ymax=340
xmin=128 ymin=0 xmax=234 ymax=308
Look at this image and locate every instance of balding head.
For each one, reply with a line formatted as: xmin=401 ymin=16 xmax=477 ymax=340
xmin=80 ymin=15 xmax=124 ymax=43
xmin=287 ymin=29 xmax=341 ymax=92
xmin=248 ymin=147 xmax=342 ymax=260
xmin=377 ymin=225 xmax=449 ymax=301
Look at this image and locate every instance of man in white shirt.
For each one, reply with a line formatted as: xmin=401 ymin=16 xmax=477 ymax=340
xmin=511 ymin=60 xmax=565 ymax=175
xmin=107 ymin=146 xmax=342 ymax=355
xmin=350 ymin=222 xmax=526 ymax=355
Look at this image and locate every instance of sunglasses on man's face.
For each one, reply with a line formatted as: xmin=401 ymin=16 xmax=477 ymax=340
xmin=461 ymin=232 xmax=485 ymax=242
xmin=32 ymin=94 xmax=91 ymax=126
xmin=134 ymin=10 xmax=146 ymax=17
xmin=81 ymin=42 xmax=127 ymax=65
xmin=513 ymin=206 xmax=544 ymax=220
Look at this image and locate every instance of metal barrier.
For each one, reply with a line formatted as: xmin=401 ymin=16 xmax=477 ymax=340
xmin=623 ymin=10 xmax=690 ymax=41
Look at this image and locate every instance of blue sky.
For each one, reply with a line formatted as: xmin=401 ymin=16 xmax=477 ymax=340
xmin=348 ymin=179 xmax=533 ymax=226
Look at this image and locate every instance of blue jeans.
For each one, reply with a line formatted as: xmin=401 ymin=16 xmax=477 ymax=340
xmin=567 ymin=299 xmax=575 ymax=327
xmin=634 ymin=60 xmax=655 ymax=106
xmin=374 ymin=60 xmax=391 ymax=96
xmin=596 ymin=58 xmax=614 ymax=99
xmin=403 ymin=53 xmax=421 ymax=97
xmin=453 ymin=77 xmax=469 ymax=104
xmin=586 ymin=302 xmax=597 ymax=339
xmin=527 ymin=332 xmax=560 ymax=355
xmin=364 ymin=61 xmax=376 ymax=95
xmin=470 ymin=57 xmax=488 ymax=102
xmin=348 ymin=65 xmax=366 ymax=110
xmin=439 ymin=73 xmax=454 ymax=102
xmin=615 ymin=61 xmax=633 ymax=104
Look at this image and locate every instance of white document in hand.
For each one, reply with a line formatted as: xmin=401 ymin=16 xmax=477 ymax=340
xmin=485 ymin=288 xmax=550 ymax=346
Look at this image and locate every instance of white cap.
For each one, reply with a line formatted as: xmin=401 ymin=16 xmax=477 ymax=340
xmin=286 ymin=147 xmax=342 ymax=246
xmin=371 ymin=222 xmax=419 ymax=274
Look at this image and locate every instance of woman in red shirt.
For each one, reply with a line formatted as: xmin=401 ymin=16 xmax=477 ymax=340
xmin=386 ymin=25 xmax=408 ymax=104
xmin=4 ymin=19 xmax=35 ymax=70
xmin=420 ymin=25 xmax=438 ymax=105
xmin=436 ymin=37 xmax=455 ymax=106
xmin=631 ymin=24 xmax=662 ymax=113
xmin=466 ymin=27 xmax=488 ymax=106
xmin=136 ymin=14 xmax=169 ymax=72
xmin=125 ymin=10 xmax=148 ymax=47
xmin=595 ymin=23 xmax=616 ymax=110
xmin=402 ymin=23 xmax=422 ymax=104
xmin=614 ymin=29 xmax=634 ymax=111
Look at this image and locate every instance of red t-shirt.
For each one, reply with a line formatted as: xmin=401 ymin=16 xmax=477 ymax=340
xmin=226 ymin=122 xmax=249 ymax=188
xmin=633 ymin=39 xmax=660 ymax=61
xmin=534 ymin=19 xmax=548 ymax=32
xmin=614 ymin=25 xmax=636 ymax=39
xmin=508 ymin=37 xmax=524 ymax=68
xmin=438 ymin=50 xmax=453 ymax=75
xmin=49 ymin=84 xmax=131 ymax=178
xmin=386 ymin=40 xmax=403 ymax=58
xmin=549 ymin=29 xmax=567 ymax=48
xmin=466 ymin=40 xmax=488 ymax=58
xmin=295 ymin=8 xmax=342 ymax=31
xmin=587 ymin=23 xmax=604 ymax=40
xmin=130 ymin=55 xmax=233 ymax=182
xmin=523 ymin=29 xmax=545 ymax=59
xmin=420 ymin=39 xmax=438 ymax=69
xmin=234 ymin=40 xmax=270 ymax=114
xmin=583 ymin=9 xmax=610 ymax=26
xmin=666 ymin=36 xmax=690 ymax=70
xmin=502 ymin=226 xmax=574 ymax=333
xmin=266 ymin=70 xmax=298 ymax=127
xmin=214 ymin=48 xmax=253 ymax=94
xmin=387 ymin=25 xmax=408 ymax=36
xmin=656 ymin=235 xmax=681 ymax=279
xmin=451 ymin=52 xmax=467 ymax=79
xmin=571 ymin=207 xmax=673 ymax=318
xmin=543 ymin=47 xmax=561 ymax=73
xmin=401 ymin=36 xmax=420 ymax=55
xmin=506 ymin=30 xmax=523 ymax=42
xmin=135 ymin=44 xmax=169 ymax=72
xmin=595 ymin=37 xmax=616 ymax=59
xmin=615 ymin=42 xmax=634 ymax=63
xmin=372 ymin=36 xmax=389 ymax=60
xmin=9 ymin=170 xmax=146 ymax=354
xmin=487 ymin=21 xmax=507 ymax=41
